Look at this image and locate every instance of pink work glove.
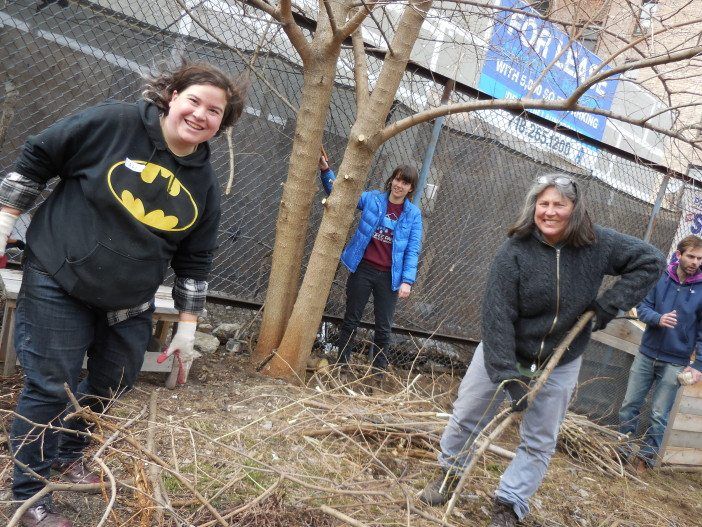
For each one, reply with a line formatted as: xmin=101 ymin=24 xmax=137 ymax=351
xmin=157 ymin=321 xmax=200 ymax=385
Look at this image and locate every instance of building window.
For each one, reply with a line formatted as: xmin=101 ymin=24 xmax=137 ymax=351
xmin=579 ymin=23 xmax=602 ymax=53
xmin=634 ymin=0 xmax=659 ymax=35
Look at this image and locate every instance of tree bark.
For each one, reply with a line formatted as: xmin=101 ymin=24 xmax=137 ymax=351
xmin=252 ymin=48 xmax=342 ymax=364
xmin=262 ymin=0 xmax=434 ymax=380
xmin=253 ymin=0 xmax=362 ymax=365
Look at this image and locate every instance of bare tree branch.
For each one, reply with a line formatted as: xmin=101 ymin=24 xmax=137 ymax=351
xmin=365 ymin=0 xmax=433 ymax=118
xmin=340 ymin=0 xmax=379 ymax=43
xmin=352 ymin=28 xmax=370 ymax=109
xmin=246 ymin=0 xmax=280 ymax=19
xmin=564 ymin=44 xmax=702 ymax=109
xmin=322 ymin=0 xmax=340 ymax=37
xmin=376 ymin=95 xmax=699 ymax=151
xmin=278 ymin=0 xmax=313 ymax=61
xmin=174 ymin=0 xmax=298 ymax=114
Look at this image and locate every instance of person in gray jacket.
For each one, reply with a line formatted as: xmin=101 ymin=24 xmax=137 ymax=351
xmin=419 ymin=173 xmax=664 ymax=526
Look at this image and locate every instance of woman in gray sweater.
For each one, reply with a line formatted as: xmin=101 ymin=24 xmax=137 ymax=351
xmin=419 ymin=173 xmax=664 ymax=526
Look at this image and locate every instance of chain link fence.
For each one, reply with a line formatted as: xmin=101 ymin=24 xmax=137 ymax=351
xmin=0 ymin=1 xmax=691 ymax=421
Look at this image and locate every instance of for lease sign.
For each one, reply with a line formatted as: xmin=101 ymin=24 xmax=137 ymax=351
xmin=479 ymin=0 xmax=619 ymax=140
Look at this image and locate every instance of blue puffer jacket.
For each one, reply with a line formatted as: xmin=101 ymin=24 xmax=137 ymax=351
xmin=320 ymin=168 xmax=423 ymax=291
xmin=638 ymin=261 xmax=702 ymax=370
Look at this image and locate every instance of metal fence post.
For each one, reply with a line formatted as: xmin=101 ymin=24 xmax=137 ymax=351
xmin=413 ymin=81 xmax=454 ymax=208
xmin=644 ymin=173 xmax=671 ymax=243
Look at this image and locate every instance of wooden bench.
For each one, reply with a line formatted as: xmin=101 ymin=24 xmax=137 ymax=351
xmin=0 ymin=268 xmax=180 ymax=381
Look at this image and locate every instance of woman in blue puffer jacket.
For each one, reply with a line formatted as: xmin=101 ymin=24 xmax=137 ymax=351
xmin=319 ymin=154 xmax=423 ymax=377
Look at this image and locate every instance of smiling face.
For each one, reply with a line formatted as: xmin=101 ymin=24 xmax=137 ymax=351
xmin=161 ymin=84 xmax=227 ymax=156
xmin=389 ymin=176 xmax=413 ymax=204
xmin=534 ymin=186 xmax=574 ymax=245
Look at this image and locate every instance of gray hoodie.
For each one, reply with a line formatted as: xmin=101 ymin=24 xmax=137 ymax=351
xmin=481 ymin=225 xmax=665 ymax=383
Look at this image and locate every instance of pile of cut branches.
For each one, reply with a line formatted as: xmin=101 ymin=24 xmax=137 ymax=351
xmin=0 ymin=365 xmax=683 ymax=527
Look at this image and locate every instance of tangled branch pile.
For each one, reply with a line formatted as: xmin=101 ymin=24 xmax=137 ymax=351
xmin=0 ymin=367 xmax=680 ymax=527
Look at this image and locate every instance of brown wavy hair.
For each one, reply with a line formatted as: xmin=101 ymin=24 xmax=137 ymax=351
xmin=678 ymin=235 xmax=702 ymax=254
xmin=383 ymin=165 xmax=419 ymax=200
xmin=142 ymin=61 xmax=248 ymax=136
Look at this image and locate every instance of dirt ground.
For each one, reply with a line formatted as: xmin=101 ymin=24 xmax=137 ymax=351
xmin=2 ymin=309 xmax=702 ymax=527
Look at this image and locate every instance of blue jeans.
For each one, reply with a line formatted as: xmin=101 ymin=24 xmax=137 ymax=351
xmin=10 ymin=259 xmax=153 ymax=503
xmin=336 ymin=261 xmax=398 ymax=370
xmin=438 ymin=343 xmax=582 ymax=520
xmin=618 ymin=353 xmax=682 ymax=467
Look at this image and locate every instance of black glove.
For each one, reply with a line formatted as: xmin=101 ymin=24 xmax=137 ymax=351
xmin=589 ymin=300 xmax=616 ymax=331
xmin=503 ymin=379 xmax=529 ymax=413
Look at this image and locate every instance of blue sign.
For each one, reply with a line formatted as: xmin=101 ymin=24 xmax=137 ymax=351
xmin=479 ymin=0 xmax=619 ymax=141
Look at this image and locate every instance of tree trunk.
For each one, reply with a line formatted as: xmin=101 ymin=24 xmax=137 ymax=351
xmin=252 ymin=49 xmax=342 ymax=365
xmin=262 ymin=0 xmax=434 ymax=380
xmin=260 ymin=135 xmax=375 ymax=379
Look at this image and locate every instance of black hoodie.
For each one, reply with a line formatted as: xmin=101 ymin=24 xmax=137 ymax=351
xmin=15 ymin=100 xmax=221 ymax=310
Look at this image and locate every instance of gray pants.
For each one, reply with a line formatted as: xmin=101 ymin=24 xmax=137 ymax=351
xmin=439 ymin=343 xmax=581 ymax=520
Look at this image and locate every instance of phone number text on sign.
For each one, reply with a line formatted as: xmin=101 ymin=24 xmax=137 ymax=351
xmin=509 ymin=114 xmax=572 ymax=156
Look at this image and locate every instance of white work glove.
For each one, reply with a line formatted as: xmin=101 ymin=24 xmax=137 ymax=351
xmin=678 ymin=367 xmax=702 ymax=386
xmin=156 ymin=321 xmax=200 ymax=385
xmin=0 ymin=210 xmax=19 ymax=256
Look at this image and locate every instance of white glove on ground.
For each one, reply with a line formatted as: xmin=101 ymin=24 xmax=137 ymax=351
xmin=0 ymin=211 xmax=19 ymax=256
xmin=157 ymin=321 xmax=201 ymax=385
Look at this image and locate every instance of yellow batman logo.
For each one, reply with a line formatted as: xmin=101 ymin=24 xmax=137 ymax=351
xmin=107 ymin=160 xmax=198 ymax=232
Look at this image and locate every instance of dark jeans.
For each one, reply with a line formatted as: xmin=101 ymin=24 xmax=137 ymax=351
xmin=336 ymin=260 xmax=398 ymax=370
xmin=10 ymin=259 xmax=153 ymax=503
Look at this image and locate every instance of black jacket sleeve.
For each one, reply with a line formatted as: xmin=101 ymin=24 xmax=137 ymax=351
xmin=596 ymin=227 xmax=665 ymax=315
xmin=171 ymin=183 xmax=222 ymax=281
xmin=481 ymin=239 xmax=522 ymax=383
xmin=15 ymin=107 xmax=97 ymax=184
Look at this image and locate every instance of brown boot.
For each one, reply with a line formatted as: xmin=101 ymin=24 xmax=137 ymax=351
xmin=630 ymin=456 xmax=649 ymax=476
xmin=418 ymin=469 xmax=461 ymax=506
xmin=20 ymin=504 xmax=73 ymax=527
xmin=52 ymin=459 xmax=102 ymax=488
xmin=488 ymin=499 xmax=519 ymax=527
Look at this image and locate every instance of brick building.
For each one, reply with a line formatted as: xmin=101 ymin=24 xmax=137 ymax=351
xmin=547 ymin=0 xmax=702 ymax=172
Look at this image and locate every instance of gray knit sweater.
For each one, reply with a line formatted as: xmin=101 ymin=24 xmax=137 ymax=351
xmin=482 ymin=225 xmax=665 ymax=383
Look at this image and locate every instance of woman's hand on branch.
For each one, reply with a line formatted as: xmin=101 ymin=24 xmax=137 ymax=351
xmin=503 ymin=378 xmax=529 ymax=413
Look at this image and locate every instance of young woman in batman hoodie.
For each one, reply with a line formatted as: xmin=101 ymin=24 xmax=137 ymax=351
xmin=0 ymin=62 xmax=246 ymax=527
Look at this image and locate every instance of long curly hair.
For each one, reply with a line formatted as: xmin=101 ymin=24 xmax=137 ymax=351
xmin=508 ymin=172 xmax=596 ymax=247
xmin=142 ymin=61 xmax=248 ymax=136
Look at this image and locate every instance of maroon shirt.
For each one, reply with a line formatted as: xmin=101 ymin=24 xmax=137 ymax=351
xmin=363 ymin=200 xmax=404 ymax=271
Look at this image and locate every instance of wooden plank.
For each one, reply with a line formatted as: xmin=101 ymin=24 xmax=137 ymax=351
xmin=0 ymin=269 xmax=178 ymax=381
xmin=677 ymin=396 xmax=702 ymax=416
xmin=0 ymin=268 xmax=22 ymax=299
xmin=589 ymin=332 xmax=639 ymax=356
xmin=660 ymin=384 xmax=685 ymax=462
xmin=662 ymin=446 xmax=702 ymax=466
xmin=670 ymin=413 xmax=702 ymax=433
xmin=681 ymin=382 xmax=702 ymax=399
xmin=141 ymin=351 xmax=174 ymax=372
xmin=595 ymin=318 xmax=644 ymax=345
xmin=1 ymin=303 xmax=16 ymax=376
xmin=666 ymin=429 xmax=702 ymax=450
xmin=154 ymin=285 xmax=177 ymax=314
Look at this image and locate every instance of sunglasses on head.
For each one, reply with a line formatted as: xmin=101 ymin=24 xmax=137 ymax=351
xmin=538 ymin=175 xmax=577 ymax=194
